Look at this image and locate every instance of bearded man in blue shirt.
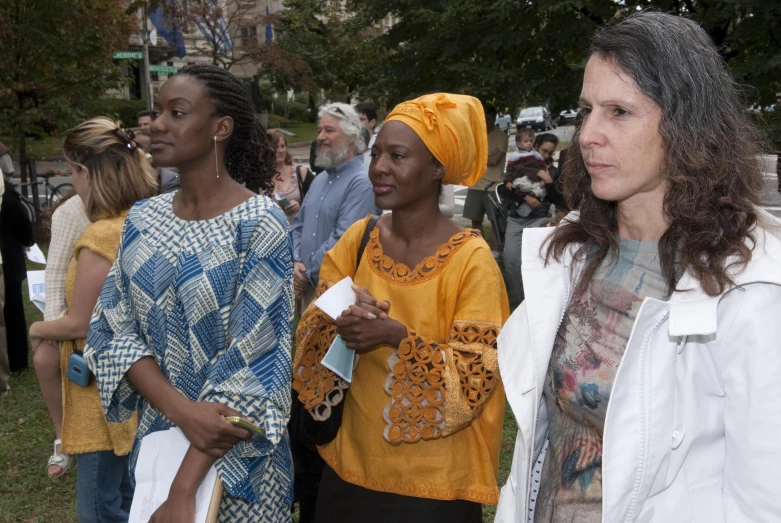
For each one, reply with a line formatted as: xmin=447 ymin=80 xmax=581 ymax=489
xmin=292 ymin=103 xmax=377 ymax=309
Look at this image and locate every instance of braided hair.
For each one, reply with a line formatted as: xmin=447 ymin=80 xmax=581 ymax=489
xmin=175 ymin=64 xmax=275 ymax=195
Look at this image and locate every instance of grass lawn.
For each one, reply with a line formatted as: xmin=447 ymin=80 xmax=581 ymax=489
xmin=0 ymin=242 xmax=518 ymax=523
xmin=0 ymin=243 xmax=79 ymax=523
xmin=284 ymin=122 xmax=318 ymax=145
xmin=0 ymin=136 xmax=64 ymax=161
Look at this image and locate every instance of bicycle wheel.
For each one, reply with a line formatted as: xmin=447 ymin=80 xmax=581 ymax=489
xmin=48 ymin=183 xmax=74 ymax=207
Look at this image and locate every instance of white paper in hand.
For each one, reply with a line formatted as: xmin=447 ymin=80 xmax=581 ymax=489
xmin=129 ymin=427 xmax=218 ymax=523
xmin=26 ymin=270 xmax=46 ymax=313
xmin=314 ymin=276 xmax=356 ymax=320
xmin=26 ymin=244 xmax=46 ymax=265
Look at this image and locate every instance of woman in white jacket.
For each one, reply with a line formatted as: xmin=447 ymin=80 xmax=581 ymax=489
xmin=497 ymin=12 xmax=781 ymax=523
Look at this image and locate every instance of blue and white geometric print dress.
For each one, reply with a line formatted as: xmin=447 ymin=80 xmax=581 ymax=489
xmin=84 ymin=192 xmax=295 ymax=522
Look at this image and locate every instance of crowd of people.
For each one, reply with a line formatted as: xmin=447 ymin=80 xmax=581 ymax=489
xmin=0 ymin=10 xmax=779 ymax=523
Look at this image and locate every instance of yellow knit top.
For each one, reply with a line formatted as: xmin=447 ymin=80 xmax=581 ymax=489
xmin=60 ymin=212 xmax=137 ymax=455
xmin=293 ymin=216 xmax=510 ymax=504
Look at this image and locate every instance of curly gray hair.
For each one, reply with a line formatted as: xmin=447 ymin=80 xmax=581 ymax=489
xmin=318 ymin=102 xmax=366 ymax=155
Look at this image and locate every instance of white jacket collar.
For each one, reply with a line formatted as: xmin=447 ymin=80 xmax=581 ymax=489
xmin=669 ymin=211 xmax=781 ymax=335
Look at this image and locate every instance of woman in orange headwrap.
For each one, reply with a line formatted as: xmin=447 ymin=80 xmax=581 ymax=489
xmin=291 ymin=93 xmax=509 ymax=522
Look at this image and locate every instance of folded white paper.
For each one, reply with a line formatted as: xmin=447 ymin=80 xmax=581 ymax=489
xmin=26 ymin=244 xmax=46 ymax=265
xmin=314 ymin=276 xmax=356 ymax=320
xmin=26 ymin=270 xmax=45 ymax=313
xmin=129 ymin=427 xmax=218 ymax=523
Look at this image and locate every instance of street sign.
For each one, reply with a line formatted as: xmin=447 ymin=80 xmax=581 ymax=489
xmin=150 ymin=65 xmax=178 ymax=74
xmin=113 ymin=51 xmax=142 ymax=60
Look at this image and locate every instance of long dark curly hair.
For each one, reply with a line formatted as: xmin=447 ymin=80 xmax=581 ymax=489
xmin=547 ymin=11 xmax=765 ymax=298
xmin=175 ymin=64 xmax=275 ymax=195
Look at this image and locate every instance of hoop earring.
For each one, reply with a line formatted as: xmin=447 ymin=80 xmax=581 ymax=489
xmin=214 ymin=136 xmax=220 ymax=179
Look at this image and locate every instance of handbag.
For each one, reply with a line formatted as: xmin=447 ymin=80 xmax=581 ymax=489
xmin=294 ymin=214 xmax=381 ymax=447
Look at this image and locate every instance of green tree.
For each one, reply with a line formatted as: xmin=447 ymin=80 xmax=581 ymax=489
xmin=347 ymin=0 xmax=781 ymax=120
xmin=0 ymin=0 xmax=135 ymax=174
xmin=276 ymin=0 xmax=385 ymax=103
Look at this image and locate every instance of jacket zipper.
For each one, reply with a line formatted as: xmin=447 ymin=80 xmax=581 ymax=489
xmin=523 ymin=265 xmax=571 ymax=517
xmin=602 ymin=302 xmax=669 ymax=523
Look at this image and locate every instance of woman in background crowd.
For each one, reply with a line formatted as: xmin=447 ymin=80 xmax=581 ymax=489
xmin=268 ymin=129 xmax=314 ymax=223
xmin=29 ymin=117 xmax=157 ymax=521
xmin=502 ymin=133 xmax=559 ymax=308
xmin=33 ymin=191 xmax=90 ymax=479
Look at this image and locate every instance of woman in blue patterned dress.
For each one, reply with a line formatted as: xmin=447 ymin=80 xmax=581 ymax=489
xmin=84 ymin=65 xmax=295 ymax=523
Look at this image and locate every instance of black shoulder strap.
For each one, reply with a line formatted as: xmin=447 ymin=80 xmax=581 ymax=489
xmin=356 ymin=215 xmax=380 ymax=268
xmin=295 ymin=164 xmax=303 ymax=197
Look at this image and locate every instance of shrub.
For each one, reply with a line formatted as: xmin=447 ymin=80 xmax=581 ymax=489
xmin=267 ymin=114 xmax=289 ymax=129
xmin=80 ymin=98 xmax=148 ymax=127
xmin=275 ymin=99 xmax=313 ymax=123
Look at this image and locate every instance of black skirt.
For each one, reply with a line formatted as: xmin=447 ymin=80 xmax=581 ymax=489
xmin=314 ymin=465 xmax=483 ymax=523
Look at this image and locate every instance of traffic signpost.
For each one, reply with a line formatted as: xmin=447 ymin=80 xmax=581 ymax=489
xmin=113 ymin=51 xmax=143 ymax=60
xmin=150 ymin=65 xmax=178 ymax=75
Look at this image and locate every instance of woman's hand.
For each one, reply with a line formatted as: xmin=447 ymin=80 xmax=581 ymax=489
xmin=351 ymin=284 xmax=390 ymax=318
xmin=171 ymin=401 xmax=253 ymax=458
xmin=524 ymin=194 xmax=542 ymax=209
xmin=293 ymin=261 xmax=309 ymax=300
xmin=149 ymin=491 xmax=196 ymax=523
xmin=283 ymin=200 xmax=300 ymax=215
xmin=335 ymin=312 xmax=407 ymax=353
xmin=334 ymin=285 xmax=406 ymax=353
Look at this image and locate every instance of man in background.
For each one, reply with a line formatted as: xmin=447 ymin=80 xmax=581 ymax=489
xmin=292 ymin=103 xmax=376 ymax=309
xmin=461 ymin=104 xmax=508 ymax=258
xmin=132 ymin=131 xmax=180 ymax=194
xmin=136 ymin=110 xmax=153 ymax=131
xmin=355 ymin=102 xmax=378 ymax=165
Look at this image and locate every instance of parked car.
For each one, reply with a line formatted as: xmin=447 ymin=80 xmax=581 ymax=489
xmin=516 ymin=106 xmax=554 ymax=132
xmin=558 ymin=108 xmax=579 ymax=125
xmin=495 ymin=113 xmax=512 ymax=132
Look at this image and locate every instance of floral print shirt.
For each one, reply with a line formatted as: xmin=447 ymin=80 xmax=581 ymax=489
xmin=535 ymin=238 xmax=666 ymax=522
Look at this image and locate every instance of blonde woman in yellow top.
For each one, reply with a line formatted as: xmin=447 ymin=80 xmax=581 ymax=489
xmin=292 ymin=94 xmax=509 ymax=522
xmin=28 ymin=117 xmax=158 ymax=522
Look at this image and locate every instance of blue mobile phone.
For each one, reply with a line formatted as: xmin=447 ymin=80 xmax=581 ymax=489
xmin=67 ymin=350 xmax=92 ymax=387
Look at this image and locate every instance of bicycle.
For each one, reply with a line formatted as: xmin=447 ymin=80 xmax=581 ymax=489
xmin=17 ymin=171 xmax=74 ymax=223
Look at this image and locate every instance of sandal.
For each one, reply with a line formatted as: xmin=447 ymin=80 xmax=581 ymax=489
xmin=47 ymin=439 xmax=73 ymax=479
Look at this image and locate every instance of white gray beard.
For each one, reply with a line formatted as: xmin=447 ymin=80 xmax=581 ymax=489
xmin=315 ymin=142 xmax=350 ymax=170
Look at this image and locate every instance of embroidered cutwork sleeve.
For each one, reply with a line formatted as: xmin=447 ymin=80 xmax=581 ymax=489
xmin=291 ymin=280 xmax=351 ymax=421
xmin=291 ymin=218 xmax=371 ymax=421
xmin=383 ymin=322 xmax=500 ymax=444
xmin=383 ymin=245 xmax=509 ymax=445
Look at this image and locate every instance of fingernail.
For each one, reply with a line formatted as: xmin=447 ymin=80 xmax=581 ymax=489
xmin=367 ymin=313 xmax=377 ymax=319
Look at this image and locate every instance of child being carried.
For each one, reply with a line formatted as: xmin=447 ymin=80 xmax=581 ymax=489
xmin=503 ymin=128 xmax=552 ymax=201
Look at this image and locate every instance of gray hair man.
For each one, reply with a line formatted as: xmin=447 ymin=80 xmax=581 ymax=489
xmin=292 ymin=102 xmax=377 ymax=308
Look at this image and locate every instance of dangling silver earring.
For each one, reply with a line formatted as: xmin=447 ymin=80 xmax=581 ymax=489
xmin=214 ymin=136 xmax=220 ymax=179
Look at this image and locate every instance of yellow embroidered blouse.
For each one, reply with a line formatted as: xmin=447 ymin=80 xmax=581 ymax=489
xmin=60 ymin=213 xmax=137 ymax=456
xmin=292 ymin=216 xmax=510 ymax=504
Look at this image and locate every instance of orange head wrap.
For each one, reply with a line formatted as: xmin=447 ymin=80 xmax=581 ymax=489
xmin=385 ymin=93 xmax=488 ymax=187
